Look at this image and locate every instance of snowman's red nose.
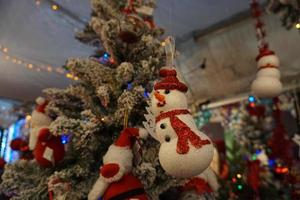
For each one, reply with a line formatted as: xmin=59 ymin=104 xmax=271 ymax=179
xmin=154 ymin=91 xmax=165 ymax=102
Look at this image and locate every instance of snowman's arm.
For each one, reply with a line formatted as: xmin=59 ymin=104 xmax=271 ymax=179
xmin=206 ymin=168 xmax=220 ymax=192
xmin=88 ymin=177 xmax=109 ymax=200
xmin=38 ymin=128 xmax=52 ymax=142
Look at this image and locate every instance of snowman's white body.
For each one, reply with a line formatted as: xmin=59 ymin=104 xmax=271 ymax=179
xmin=148 ymin=87 xmax=214 ymax=178
xmin=251 ymin=54 xmax=282 ymax=98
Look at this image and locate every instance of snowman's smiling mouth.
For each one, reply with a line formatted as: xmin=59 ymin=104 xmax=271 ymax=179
xmin=157 ymin=101 xmax=166 ymax=107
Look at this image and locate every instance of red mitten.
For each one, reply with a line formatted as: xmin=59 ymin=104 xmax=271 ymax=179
xmin=100 ymin=163 xmax=124 ymax=183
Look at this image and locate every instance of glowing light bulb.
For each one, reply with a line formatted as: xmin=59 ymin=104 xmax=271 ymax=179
xmin=248 ymin=95 xmax=256 ymax=103
xmin=28 ymin=64 xmax=33 ymax=69
xmin=35 ymin=0 xmax=41 ymax=5
xmin=3 ymin=48 xmax=8 ymax=53
xmin=5 ymin=55 xmax=10 ymax=60
xmin=52 ymin=4 xmax=59 ymax=11
xmin=17 ymin=60 xmax=22 ymax=64
xmin=74 ymin=76 xmax=79 ymax=81
xmin=296 ymin=23 xmax=300 ymax=29
xmin=47 ymin=66 xmax=52 ymax=72
xmin=66 ymin=73 xmax=73 ymax=79
xmin=25 ymin=115 xmax=32 ymax=121
xmin=161 ymin=42 xmax=166 ymax=46
xmin=236 ymin=174 xmax=242 ymax=179
xmin=237 ymin=185 xmax=243 ymax=190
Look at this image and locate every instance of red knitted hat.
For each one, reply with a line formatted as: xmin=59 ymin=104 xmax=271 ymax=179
xmin=256 ymin=48 xmax=275 ymax=61
xmin=35 ymin=97 xmax=48 ymax=113
xmin=154 ymin=68 xmax=188 ymax=92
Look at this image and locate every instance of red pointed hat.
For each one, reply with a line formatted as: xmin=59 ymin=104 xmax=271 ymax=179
xmin=256 ymin=47 xmax=275 ymax=61
xmin=35 ymin=97 xmax=48 ymax=113
xmin=154 ymin=68 xmax=188 ymax=93
xmin=114 ymin=128 xmax=140 ymax=148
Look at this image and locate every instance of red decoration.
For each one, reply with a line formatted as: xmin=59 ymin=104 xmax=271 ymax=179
xmin=103 ymin=174 xmax=147 ymax=200
xmin=183 ymin=177 xmax=213 ymax=194
xmin=10 ymin=138 xmax=33 ymax=160
xmin=154 ymin=69 xmax=188 ymax=93
xmin=0 ymin=157 xmax=6 ymax=170
xmin=250 ymin=0 xmax=269 ymax=51
xmin=247 ymin=160 xmax=261 ymax=192
xmin=34 ymin=128 xmax=65 ymax=168
xmin=246 ymin=104 xmax=265 ymax=117
xmin=156 ymin=109 xmax=211 ymax=154
xmin=268 ymin=98 xmax=293 ymax=166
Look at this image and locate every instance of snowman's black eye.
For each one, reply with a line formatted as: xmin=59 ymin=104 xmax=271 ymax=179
xmin=165 ymin=135 xmax=171 ymax=142
xmin=164 ymin=89 xmax=170 ymax=94
xmin=160 ymin=123 xmax=166 ymax=129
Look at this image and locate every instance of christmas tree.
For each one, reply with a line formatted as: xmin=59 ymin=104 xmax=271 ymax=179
xmin=0 ymin=0 xmax=184 ymax=199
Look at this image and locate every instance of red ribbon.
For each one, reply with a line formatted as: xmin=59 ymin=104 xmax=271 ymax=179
xmin=156 ymin=109 xmax=211 ymax=154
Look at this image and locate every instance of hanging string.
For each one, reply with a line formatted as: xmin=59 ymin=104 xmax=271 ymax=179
xmin=123 ymin=109 xmax=129 ymax=128
xmin=164 ymin=36 xmax=176 ymax=67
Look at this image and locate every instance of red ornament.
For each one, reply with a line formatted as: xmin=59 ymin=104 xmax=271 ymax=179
xmin=247 ymin=160 xmax=261 ymax=192
xmin=268 ymin=99 xmax=293 ymax=166
xmin=10 ymin=138 xmax=34 ymax=160
xmin=34 ymin=128 xmax=65 ymax=168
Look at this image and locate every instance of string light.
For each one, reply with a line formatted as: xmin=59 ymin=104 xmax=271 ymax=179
xmin=52 ymin=4 xmax=59 ymax=11
xmin=0 ymin=44 xmax=79 ymax=80
xmin=25 ymin=115 xmax=31 ymax=121
xmin=236 ymin=174 xmax=242 ymax=179
xmin=27 ymin=64 xmax=33 ymax=69
xmin=47 ymin=66 xmax=53 ymax=72
xmin=35 ymin=0 xmax=41 ymax=6
xmin=296 ymin=23 xmax=300 ymax=29
xmin=237 ymin=184 xmax=243 ymax=190
xmin=248 ymin=95 xmax=256 ymax=103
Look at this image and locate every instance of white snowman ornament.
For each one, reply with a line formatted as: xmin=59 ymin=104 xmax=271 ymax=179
xmin=251 ymin=48 xmax=282 ymax=98
xmin=144 ymin=68 xmax=214 ymax=178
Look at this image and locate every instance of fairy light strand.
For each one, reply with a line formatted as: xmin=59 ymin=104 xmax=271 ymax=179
xmin=0 ymin=44 xmax=78 ymax=80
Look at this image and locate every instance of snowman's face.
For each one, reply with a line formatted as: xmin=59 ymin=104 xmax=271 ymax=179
xmin=151 ymin=89 xmax=188 ymax=116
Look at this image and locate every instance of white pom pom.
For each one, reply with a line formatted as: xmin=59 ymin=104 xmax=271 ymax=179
xmin=36 ymin=97 xmax=46 ymax=105
xmin=138 ymin=128 xmax=148 ymax=139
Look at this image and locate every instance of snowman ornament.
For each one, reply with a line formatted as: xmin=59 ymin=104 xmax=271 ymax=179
xmin=251 ymin=48 xmax=282 ymax=98
xmin=144 ymin=68 xmax=214 ymax=178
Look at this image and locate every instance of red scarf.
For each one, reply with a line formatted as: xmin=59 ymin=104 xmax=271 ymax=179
xmin=183 ymin=177 xmax=213 ymax=194
xmin=156 ymin=109 xmax=211 ymax=154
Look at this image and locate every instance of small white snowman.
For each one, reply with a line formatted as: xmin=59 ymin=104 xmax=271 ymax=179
xmin=251 ymin=48 xmax=282 ymax=98
xmin=144 ymin=67 xmax=214 ymax=178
